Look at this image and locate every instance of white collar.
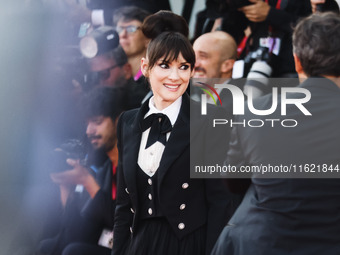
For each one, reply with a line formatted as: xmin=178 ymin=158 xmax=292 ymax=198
xmin=146 ymin=96 xmax=182 ymax=126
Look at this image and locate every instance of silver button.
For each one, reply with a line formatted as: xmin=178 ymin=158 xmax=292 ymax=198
xmin=148 ymin=178 xmax=152 ymax=185
xmin=182 ymin=183 xmax=189 ymax=189
xmin=148 ymin=193 xmax=152 ymax=200
xmin=180 ymin=204 xmax=186 ymax=210
xmin=125 ymin=188 xmax=129 ymax=194
xmin=150 ymin=152 xmax=154 ymax=156
xmin=130 ymin=227 xmax=133 ymax=233
xmin=148 ymin=208 xmax=153 ymax=215
xmin=178 ymin=223 xmax=185 ymax=230
xmin=130 ymin=208 xmax=135 ymax=214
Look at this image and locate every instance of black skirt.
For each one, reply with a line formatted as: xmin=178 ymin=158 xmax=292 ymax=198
xmin=127 ymin=218 xmax=206 ymax=255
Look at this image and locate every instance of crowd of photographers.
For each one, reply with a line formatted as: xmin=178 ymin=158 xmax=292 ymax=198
xmin=8 ymin=0 xmax=340 ymax=254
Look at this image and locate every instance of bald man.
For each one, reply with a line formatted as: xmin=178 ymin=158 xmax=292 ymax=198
xmin=193 ymin=31 xmax=244 ymax=118
xmin=193 ymin=31 xmax=237 ymax=79
xmin=193 ymin=31 xmax=245 ymax=215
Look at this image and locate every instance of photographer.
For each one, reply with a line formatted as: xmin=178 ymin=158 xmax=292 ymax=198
xmin=38 ymin=87 xmax=125 ymax=255
xmin=204 ymin=0 xmax=312 ymax=79
xmin=81 ymin=26 xmax=150 ymax=109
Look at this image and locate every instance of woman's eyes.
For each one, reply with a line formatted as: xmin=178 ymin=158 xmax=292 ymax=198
xmin=180 ymin=64 xmax=190 ymax=70
xmin=159 ymin=63 xmax=169 ymax=69
xmin=158 ymin=63 xmax=190 ymax=70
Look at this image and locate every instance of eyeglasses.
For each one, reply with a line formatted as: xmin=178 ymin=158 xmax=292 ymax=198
xmin=97 ymin=64 xmax=120 ymax=80
xmin=116 ymin=25 xmax=141 ymax=35
xmin=88 ymin=64 xmax=120 ymax=84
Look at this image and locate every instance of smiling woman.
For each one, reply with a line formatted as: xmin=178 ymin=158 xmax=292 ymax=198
xmin=141 ymin=32 xmax=195 ymax=110
xmin=112 ymin=11 xmax=231 ymax=255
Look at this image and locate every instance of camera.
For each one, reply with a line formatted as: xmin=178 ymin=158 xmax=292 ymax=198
xmin=50 ymin=139 xmax=88 ymax=172
xmin=242 ymin=47 xmax=273 ymax=98
xmin=226 ymin=0 xmax=252 ymax=9
xmin=54 ymin=45 xmax=92 ymax=92
xmin=54 ymin=26 xmax=120 ymax=93
xmin=80 ymin=26 xmax=119 ymax=59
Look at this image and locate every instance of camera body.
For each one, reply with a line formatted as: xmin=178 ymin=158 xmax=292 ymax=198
xmin=243 ymin=46 xmax=272 ymax=77
xmin=242 ymin=46 xmax=273 ymax=98
xmin=226 ymin=0 xmax=252 ymax=9
xmin=50 ymin=139 xmax=88 ymax=172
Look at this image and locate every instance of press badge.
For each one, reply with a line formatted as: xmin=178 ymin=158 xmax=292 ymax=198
xmin=259 ymin=37 xmax=281 ymax=55
xmin=98 ymin=229 xmax=113 ymax=249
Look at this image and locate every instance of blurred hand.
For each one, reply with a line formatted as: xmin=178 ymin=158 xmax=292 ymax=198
xmin=310 ymin=0 xmax=326 ymax=12
xmin=50 ymin=158 xmax=91 ymax=185
xmin=238 ymin=0 xmax=271 ymax=23
xmin=51 ymin=158 xmax=100 ymax=198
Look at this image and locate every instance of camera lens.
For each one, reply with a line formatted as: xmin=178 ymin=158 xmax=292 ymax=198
xmin=243 ymin=61 xmax=272 ymax=98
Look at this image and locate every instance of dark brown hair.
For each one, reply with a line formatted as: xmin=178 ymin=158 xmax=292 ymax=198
xmin=113 ymin=6 xmax=150 ymax=26
xmin=142 ymin=10 xmax=189 ymax=39
xmin=145 ymin=31 xmax=195 ymax=71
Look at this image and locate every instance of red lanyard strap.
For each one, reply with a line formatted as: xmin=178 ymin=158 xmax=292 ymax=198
xmin=237 ymin=35 xmax=248 ymax=58
xmin=265 ymin=0 xmax=281 ymax=9
xmin=112 ymin=165 xmax=117 ymax=200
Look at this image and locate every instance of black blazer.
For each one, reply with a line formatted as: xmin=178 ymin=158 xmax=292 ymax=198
xmin=112 ymin=93 xmax=232 ymax=255
xmin=212 ymin=77 xmax=340 ymax=255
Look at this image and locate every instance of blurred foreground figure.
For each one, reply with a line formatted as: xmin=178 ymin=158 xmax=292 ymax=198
xmin=38 ymin=87 xmax=124 ymax=255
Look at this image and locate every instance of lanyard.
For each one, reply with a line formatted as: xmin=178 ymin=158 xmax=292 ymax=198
xmin=265 ymin=0 xmax=281 ymax=9
xmin=134 ymin=69 xmax=143 ymax=81
xmin=237 ymin=0 xmax=282 ymax=57
xmin=112 ymin=165 xmax=117 ymax=200
xmin=237 ymin=36 xmax=249 ymax=58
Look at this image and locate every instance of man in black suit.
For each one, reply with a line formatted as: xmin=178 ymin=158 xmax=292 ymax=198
xmin=212 ymin=12 xmax=340 ymax=255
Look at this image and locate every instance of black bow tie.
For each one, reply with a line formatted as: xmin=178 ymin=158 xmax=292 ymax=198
xmin=140 ymin=113 xmax=172 ymax=149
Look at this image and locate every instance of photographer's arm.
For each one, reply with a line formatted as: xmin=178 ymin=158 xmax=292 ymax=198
xmin=238 ymin=0 xmax=270 ymax=23
xmin=239 ymin=0 xmax=311 ymax=33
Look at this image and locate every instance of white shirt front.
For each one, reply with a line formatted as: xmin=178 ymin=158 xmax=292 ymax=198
xmin=137 ymin=96 xmax=182 ymax=177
